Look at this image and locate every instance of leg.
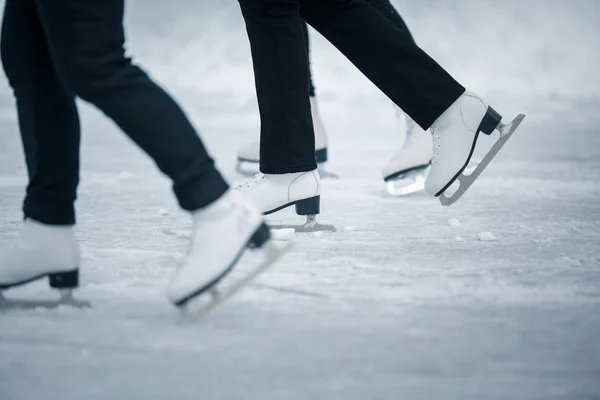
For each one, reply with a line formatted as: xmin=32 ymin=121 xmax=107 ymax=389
xmin=1 ymin=0 xmax=80 ymax=225
xmin=0 ymin=0 xmax=82 ymax=304
xmin=302 ymin=21 xmax=316 ymax=98
xmin=299 ymin=0 xmax=464 ymax=129
xmin=235 ymin=0 xmax=326 ymax=231
xmin=235 ymin=18 xmax=330 ymax=175
xmin=237 ymin=0 xmax=316 ymax=174
xmin=365 ymin=0 xmax=415 ymax=43
xmin=34 ymin=0 xmax=228 ymax=211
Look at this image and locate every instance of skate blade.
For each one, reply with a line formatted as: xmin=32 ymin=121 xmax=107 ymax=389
xmin=0 ymin=291 xmax=91 ymax=311
xmin=269 ymin=223 xmax=337 ymax=233
xmin=269 ymin=215 xmax=337 ymax=233
xmin=176 ymin=240 xmax=294 ymax=324
xmin=439 ymin=113 xmax=526 ymax=206
xmin=386 ymin=168 xmax=428 ymax=196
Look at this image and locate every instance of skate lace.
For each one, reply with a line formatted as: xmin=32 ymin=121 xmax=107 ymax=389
xmin=431 ymin=125 xmax=441 ymax=165
xmin=234 ymin=173 xmax=264 ymax=191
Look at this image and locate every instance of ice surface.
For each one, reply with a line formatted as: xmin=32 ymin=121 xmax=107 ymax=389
xmin=1 ymin=1 xmax=600 ymax=399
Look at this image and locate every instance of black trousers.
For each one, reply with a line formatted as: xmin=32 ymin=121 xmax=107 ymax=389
xmin=303 ymin=0 xmax=416 ymax=97
xmin=1 ymin=0 xmax=228 ymax=225
xmin=238 ymin=0 xmax=465 ymax=174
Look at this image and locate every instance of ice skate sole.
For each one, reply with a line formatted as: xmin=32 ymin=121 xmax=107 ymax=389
xmin=0 ymin=291 xmax=91 ymax=310
xmin=383 ymin=163 xmax=431 ymax=182
xmin=0 ymin=269 xmax=90 ymax=310
xmin=436 ymin=110 xmax=526 ymax=206
xmin=265 ymin=196 xmax=336 ymax=232
xmin=176 ymin=240 xmax=294 ymax=323
xmin=269 ymin=215 xmax=337 ymax=233
xmin=264 ymin=195 xmax=320 ymax=216
xmin=0 ymin=269 xmax=79 ymax=290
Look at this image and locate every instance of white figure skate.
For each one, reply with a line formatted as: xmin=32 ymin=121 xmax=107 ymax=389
xmin=235 ymin=97 xmax=338 ymax=179
xmin=168 ymin=189 xmax=293 ymax=322
xmin=425 ymin=91 xmax=526 ymax=206
xmin=0 ymin=219 xmax=89 ymax=310
xmin=382 ymin=114 xmax=433 ymax=196
xmin=234 ymin=170 xmax=336 ymax=232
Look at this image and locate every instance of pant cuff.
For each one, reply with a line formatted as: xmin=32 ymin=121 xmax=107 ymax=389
xmin=23 ymin=198 xmax=76 ymax=225
xmin=175 ymin=169 xmax=229 ymax=211
xmin=259 ymin=163 xmax=317 ymax=174
xmin=417 ymin=87 xmax=466 ymax=130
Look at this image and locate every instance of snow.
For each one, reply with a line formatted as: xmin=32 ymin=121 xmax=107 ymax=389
xmin=1 ymin=1 xmax=600 ymax=399
xmin=448 ymin=218 xmax=461 ymax=227
xmin=478 ymin=232 xmax=497 ymax=242
xmin=271 ymin=228 xmax=296 ymax=241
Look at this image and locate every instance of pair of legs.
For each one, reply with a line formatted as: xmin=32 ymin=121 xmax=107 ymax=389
xmin=234 ymin=0 xmax=524 ymax=222
xmin=1 ymin=0 xmax=228 ymax=223
xmin=239 ymin=0 xmax=463 ymax=175
xmin=0 ymin=0 xmax=287 ymax=311
xmin=236 ymin=0 xmax=419 ymax=169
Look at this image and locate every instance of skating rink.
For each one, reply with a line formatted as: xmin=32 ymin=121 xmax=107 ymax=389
xmin=1 ymin=1 xmax=599 ymax=399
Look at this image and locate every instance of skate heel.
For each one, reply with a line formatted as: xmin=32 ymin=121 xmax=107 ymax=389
xmin=248 ymin=222 xmax=271 ymax=249
xmin=295 ymin=196 xmax=320 ymax=216
xmin=49 ymin=269 xmax=79 ymax=289
xmin=479 ymin=107 xmax=503 ymax=135
xmin=315 ymin=148 xmax=328 ymax=163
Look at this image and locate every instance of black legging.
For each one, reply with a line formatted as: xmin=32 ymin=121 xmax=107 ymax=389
xmin=302 ymin=0 xmax=415 ymax=97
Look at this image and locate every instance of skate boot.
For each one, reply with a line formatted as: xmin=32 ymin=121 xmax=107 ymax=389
xmin=167 ymin=189 xmax=293 ymax=321
xmin=234 ymin=170 xmax=335 ymax=232
xmin=0 ymin=219 xmax=88 ymax=309
xmin=425 ymin=91 xmax=526 ymax=206
xmin=382 ymin=115 xmax=433 ymax=196
xmin=236 ymin=97 xmax=337 ymax=178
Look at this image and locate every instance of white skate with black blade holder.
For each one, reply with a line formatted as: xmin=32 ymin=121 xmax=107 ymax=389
xmin=167 ymin=190 xmax=294 ymax=323
xmin=172 ymin=224 xmax=293 ymax=323
xmin=424 ymin=92 xmax=526 ymax=206
xmin=234 ymin=170 xmax=336 ymax=233
xmin=0 ymin=219 xmax=90 ymax=310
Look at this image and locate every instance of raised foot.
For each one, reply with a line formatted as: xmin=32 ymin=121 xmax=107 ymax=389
xmin=438 ymin=113 xmax=526 ymax=207
xmin=269 ymin=215 xmax=337 ymax=233
xmin=176 ymin=240 xmax=294 ymax=323
xmin=0 ymin=289 xmax=91 ymax=310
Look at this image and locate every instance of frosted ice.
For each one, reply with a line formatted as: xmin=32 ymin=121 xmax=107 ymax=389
xmin=0 ymin=1 xmax=599 ymax=399
xmin=448 ymin=218 xmax=461 ymax=227
xmin=478 ymin=232 xmax=497 ymax=242
xmin=118 ymin=171 xmax=136 ymax=180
